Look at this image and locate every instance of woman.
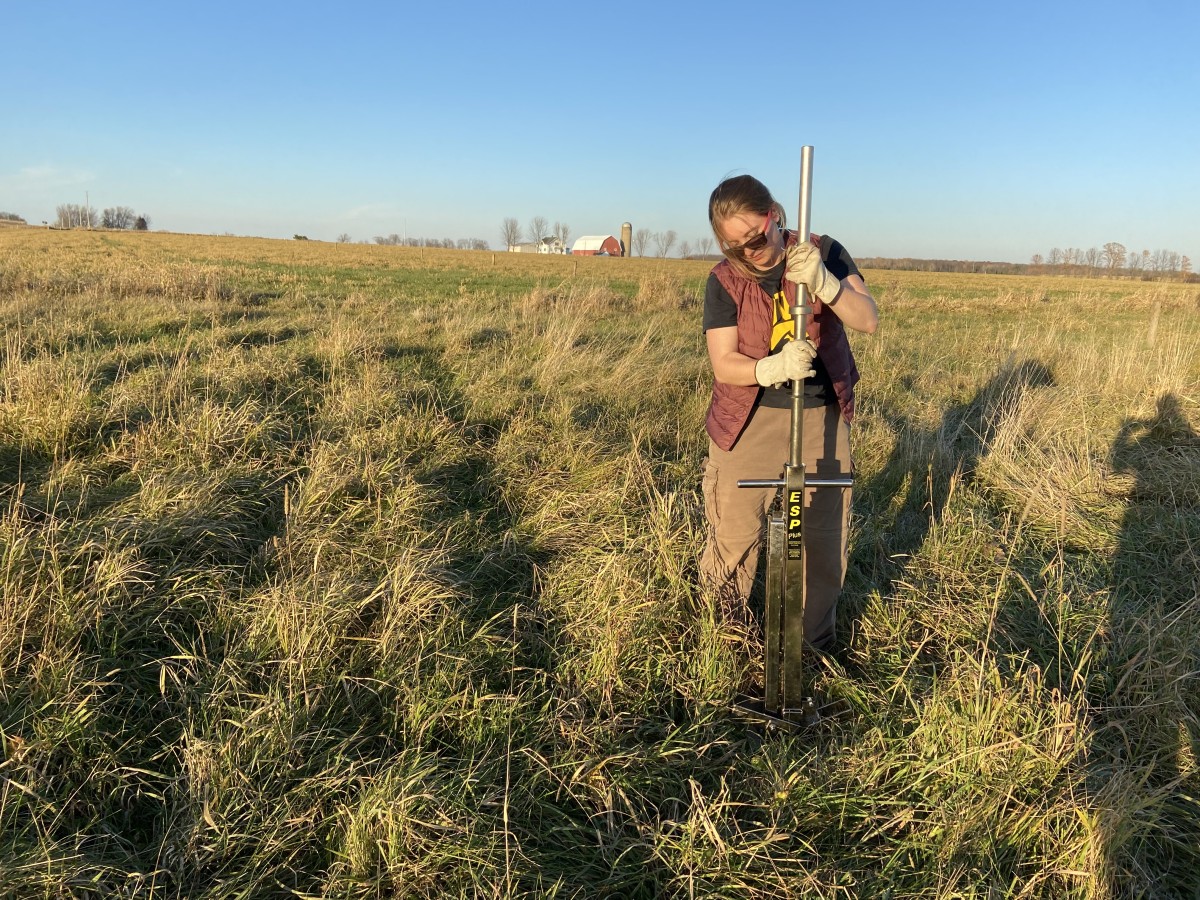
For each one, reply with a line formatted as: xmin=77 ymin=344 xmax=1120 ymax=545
xmin=700 ymin=174 xmax=878 ymax=650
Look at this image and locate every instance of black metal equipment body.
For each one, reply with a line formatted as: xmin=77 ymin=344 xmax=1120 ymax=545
xmin=733 ymin=146 xmax=852 ymax=730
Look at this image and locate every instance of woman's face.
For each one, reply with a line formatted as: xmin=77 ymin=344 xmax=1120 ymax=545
xmin=717 ymin=209 xmax=784 ymax=271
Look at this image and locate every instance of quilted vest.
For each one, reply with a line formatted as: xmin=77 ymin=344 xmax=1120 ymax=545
xmin=704 ymin=231 xmax=860 ymax=451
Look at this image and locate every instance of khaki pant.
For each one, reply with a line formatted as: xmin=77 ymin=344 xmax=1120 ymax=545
xmin=700 ymin=403 xmax=852 ymax=648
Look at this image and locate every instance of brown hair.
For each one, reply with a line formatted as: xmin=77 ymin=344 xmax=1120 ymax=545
xmin=708 ymin=174 xmax=787 ymax=281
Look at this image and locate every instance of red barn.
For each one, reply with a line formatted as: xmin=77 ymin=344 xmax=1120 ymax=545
xmin=571 ymin=235 xmax=623 ymax=256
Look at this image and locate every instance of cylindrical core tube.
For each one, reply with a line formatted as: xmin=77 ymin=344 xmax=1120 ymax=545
xmin=789 ymin=146 xmax=814 ymax=468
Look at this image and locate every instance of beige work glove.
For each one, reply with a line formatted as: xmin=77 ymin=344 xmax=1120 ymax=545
xmin=754 ymin=338 xmax=818 ymax=387
xmin=785 ymin=242 xmax=842 ymax=306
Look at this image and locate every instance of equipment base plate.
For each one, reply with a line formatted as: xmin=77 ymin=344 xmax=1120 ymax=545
xmin=730 ymin=694 xmax=850 ymax=732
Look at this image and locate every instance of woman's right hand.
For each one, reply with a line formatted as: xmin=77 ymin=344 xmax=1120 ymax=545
xmin=785 ymin=242 xmax=842 ymax=305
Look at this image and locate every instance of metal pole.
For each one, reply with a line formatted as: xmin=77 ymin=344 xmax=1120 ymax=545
xmin=789 ymin=146 xmax=814 ymax=467
xmin=780 ymin=146 xmax=815 ymax=724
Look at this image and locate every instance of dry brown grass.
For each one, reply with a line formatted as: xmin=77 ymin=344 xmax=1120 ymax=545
xmin=1 ymin=228 xmax=1197 ymax=897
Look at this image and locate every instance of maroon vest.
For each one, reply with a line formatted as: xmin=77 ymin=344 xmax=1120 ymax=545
xmin=704 ymin=231 xmax=860 ymax=451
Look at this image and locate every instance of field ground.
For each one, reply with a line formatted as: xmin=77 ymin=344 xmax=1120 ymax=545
xmin=1 ymin=229 xmax=1198 ymax=897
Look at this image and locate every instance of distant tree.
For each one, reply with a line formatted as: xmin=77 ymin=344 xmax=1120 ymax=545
xmin=1084 ymin=247 xmax=1100 ymax=274
xmin=336 ymin=232 xmax=352 ymax=243
xmin=134 ymin=215 xmax=150 ymax=231
xmin=678 ymin=240 xmax=692 ymax=259
xmin=653 ymin=230 xmax=678 ymax=258
xmin=1182 ymin=255 xmax=1192 ymax=276
xmin=293 ymin=234 xmax=309 ymax=241
xmin=1030 ymin=253 xmax=1043 ymax=266
xmin=501 ymin=217 xmax=521 ymax=250
xmin=553 ymin=221 xmax=571 ymax=249
xmin=527 ymin=216 xmax=548 ymax=246
xmin=0 ymin=211 xmax=26 ymax=223
xmin=102 ymin=206 xmax=135 ymax=229
xmin=1103 ymin=241 xmax=1126 ymax=271
xmin=633 ymin=228 xmax=651 ymax=256
xmin=1048 ymin=247 xmax=1062 ymax=266
xmin=697 ymin=236 xmax=714 ymax=256
xmin=55 ymin=203 xmax=97 ymax=229
xmin=1159 ymin=249 xmax=1181 ymax=274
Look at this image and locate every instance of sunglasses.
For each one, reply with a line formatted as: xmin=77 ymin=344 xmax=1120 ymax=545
xmin=727 ymin=211 xmax=774 ymax=256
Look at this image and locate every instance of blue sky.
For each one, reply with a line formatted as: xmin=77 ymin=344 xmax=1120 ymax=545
xmin=4 ymin=1 xmax=1197 ymax=263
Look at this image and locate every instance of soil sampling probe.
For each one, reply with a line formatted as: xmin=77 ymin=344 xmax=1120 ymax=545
xmin=732 ymin=146 xmax=853 ymax=731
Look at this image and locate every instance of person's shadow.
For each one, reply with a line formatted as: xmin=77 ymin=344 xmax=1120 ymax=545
xmin=1098 ymin=392 xmax=1200 ymax=895
xmin=850 ymin=355 xmax=1056 ymax=606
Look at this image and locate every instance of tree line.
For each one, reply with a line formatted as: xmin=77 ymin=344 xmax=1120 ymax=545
xmin=53 ymin=204 xmax=150 ymax=231
xmin=859 ymin=242 xmax=1193 ymax=281
xmin=1031 ymin=243 xmax=1191 ymax=277
xmin=363 ymin=234 xmax=489 ymax=250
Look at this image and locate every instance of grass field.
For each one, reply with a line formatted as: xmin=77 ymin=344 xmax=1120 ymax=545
xmin=1 ymin=228 xmax=1198 ymax=898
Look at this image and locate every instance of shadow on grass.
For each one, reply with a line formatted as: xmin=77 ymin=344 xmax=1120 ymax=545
xmin=403 ymin=346 xmax=562 ymax=691
xmin=0 ymin=442 xmax=51 ymax=493
xmin=846 ymin=356 xmax=1056 ymax=632
xmin=0 ymin=471 xmax=299 ymax=886
xmin=848 ymin=378 xmax=1199 ymax=895
xmin=1095 ymin=392 xmax=1200 ymax=895
xmin=0 ymin=355 xmax=326 ymax=890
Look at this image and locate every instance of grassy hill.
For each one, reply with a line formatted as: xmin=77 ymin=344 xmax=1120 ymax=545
xmin=1 ymin=229 xmax=1197 ymax=898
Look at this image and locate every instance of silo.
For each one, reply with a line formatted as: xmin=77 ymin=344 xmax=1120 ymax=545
xmin=621 ymin=222 xmax=632 ymax=258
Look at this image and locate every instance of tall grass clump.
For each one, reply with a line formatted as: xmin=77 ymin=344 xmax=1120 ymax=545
xmin=0 ymin=227 xmax=1197 ymax=897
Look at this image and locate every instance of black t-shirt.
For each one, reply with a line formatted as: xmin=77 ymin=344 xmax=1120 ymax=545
xmin=703 ymin=235 xmax=861 ymax=409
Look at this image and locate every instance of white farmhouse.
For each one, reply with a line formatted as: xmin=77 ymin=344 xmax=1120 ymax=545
xmin=510 ymin=236 xmax=567 ymax=254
